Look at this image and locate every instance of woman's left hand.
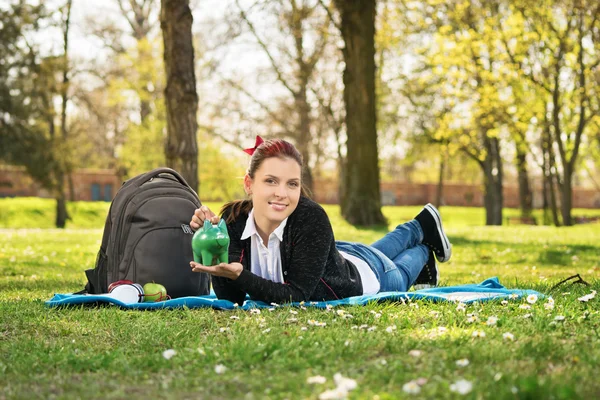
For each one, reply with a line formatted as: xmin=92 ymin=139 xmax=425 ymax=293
xmin=190 ymin=261 xmax=243 ymax=280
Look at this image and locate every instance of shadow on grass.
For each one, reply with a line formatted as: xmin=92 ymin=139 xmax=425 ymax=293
xmin=450 ymin=235 xmax=598 ymax=266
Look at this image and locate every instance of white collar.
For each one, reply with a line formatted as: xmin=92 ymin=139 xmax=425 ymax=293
xmin=241 ymin=208 xmax=288 ymax=242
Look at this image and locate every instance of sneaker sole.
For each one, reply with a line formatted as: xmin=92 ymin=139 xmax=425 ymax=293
xmin=424 ymin=203 xmax=452 ymax=262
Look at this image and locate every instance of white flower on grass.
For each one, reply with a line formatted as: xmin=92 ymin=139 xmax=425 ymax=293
xmin=554 ymin=315 xmax=565 ymax=321
xmin=301 ymin=327 xmax=307 ymax=331
xmin=219 ymin=327 xmax=229 ymax=333
xmin=270 ymin=302 xmax=279 ymax=307
xmin=197 ymin=348 xmax=205 ymax=356
xmin=456 ymin=303 xmax=466 ymax=312
xmin=519 ymin=304 xmax=531 ymax=310
xmin=578 ymin=291 xmax=596 ymax=302
xmin=472 ymin=330 xmax=486 ymax=338
xmin=527 ymin=294 xmax=538 ymax=304
xmin=367 ymin=326 xmax=377 ymax=332
xmin=408 ymin=350 xmax=423 ymax=358
xmin=466 ymin=315 xmax=478 ymax=324
xmin=456 ymin=358 xmax=470 ymax=367
xmin=409 ymin=303 xmax=419 ymax=308
xmin=336 ymin=310 xmax=345 ymax=316
xmin=307 ymin=375 xmax=327 ymax=384
xmin=214 ymin=364 xmax=227 ymax=374
xmin=385 ymin=325 xmax=397 ymax=333
xmin=289 ymin=310 xmax=298 ymax=315
xmin=402 ymin=381 xmax=421 ymax=394
xmin=326 ymin=304 xmax=334 ymax=311
xmin=344 ymin=340 xmax=351 ymax=346
xmin=486 ymin=316 xmax=498 ymax=326
xmin=450 ymin=379 xmax=473 ymax=395
xmin=287 ymin=317 xmax=298 ymax=323
xmin=343 ymin=313 xmax=354 ymax=319
xmin=333 ymin=373 xmax=357 ymax=391
xmin=262 ymin=328 xmax=271 ymax=333
xmin=522 ymin=313 xmax=532 ymax=319
xmin=544 ymin=301 xmax=555 ymax=310
xmin=250 ymin=309 xmax=261 ymax=315
xmin=318 ymin=387 xmax=347 ymax=400
xmin=229 ymin=315 xmax=239 ymax=320
xmin=501 ymin=300 xmax=509 ymax=306
xmin=503 ymin=332 xmax=515 ymax=341
xmin=494 ymin=372 xmax=503 ymax=381
xmin=162 ymin=349 xmax=176 ymax=360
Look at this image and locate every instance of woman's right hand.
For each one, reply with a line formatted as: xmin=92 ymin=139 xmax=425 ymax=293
xmin=190 ymin=205 xmax=220 ymax=231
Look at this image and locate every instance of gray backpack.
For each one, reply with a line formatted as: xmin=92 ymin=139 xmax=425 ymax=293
xmin=83 ymin=168 xmax=210 ymax=298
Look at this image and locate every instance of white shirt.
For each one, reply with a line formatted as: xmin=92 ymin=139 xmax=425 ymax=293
xmin=241 ymin=209 xmax=287 ymax=283
xmin=339 ymin=251 xmax=380 ymax=295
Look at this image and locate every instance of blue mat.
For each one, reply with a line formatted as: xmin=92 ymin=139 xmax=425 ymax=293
xmin=45 ymin=277 xmax=543 ymax=310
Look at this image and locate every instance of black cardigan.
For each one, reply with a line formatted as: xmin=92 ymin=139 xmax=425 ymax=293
xmin=211 ymin=196 xmax=363 ymax=304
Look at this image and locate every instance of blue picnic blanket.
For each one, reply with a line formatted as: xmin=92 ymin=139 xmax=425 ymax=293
xmin=45 ymin=277 xmax=542 ymax=310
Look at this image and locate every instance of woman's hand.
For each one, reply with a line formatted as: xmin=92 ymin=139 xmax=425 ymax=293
xmin=190 ymin=261 xmax=243 ymax=280
xmin=190 ymin=205 xmax=220 ymax=231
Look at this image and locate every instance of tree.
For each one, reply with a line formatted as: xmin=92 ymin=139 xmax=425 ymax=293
xmin=160 ymin=0 xmax=198 ymax=190
xmin=0 ymin=0 xmax=74 ymax=228
xmin=504 ymin=0 xmax=600 ymax=225
xmin=331 ymin=0 xmax=386 ymax=226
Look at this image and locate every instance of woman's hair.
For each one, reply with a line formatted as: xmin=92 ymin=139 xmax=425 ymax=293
xmin=221 ymin=138 xmax=309 ymax=222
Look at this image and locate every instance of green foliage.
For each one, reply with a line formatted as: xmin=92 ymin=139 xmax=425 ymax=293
xmin=197 ymin=132 xmax=247 ymax=202
xmin=1 ymin=203 xmax=600 ymax=398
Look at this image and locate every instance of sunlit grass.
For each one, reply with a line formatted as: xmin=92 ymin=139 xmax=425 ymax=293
xmin=1 ymin=198 xmax=599 ymax=399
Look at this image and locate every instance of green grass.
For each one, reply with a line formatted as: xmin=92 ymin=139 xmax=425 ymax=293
xmin=1 ymin=198 xmax=600 ymax=399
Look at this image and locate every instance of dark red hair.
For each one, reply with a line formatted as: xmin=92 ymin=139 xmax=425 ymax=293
xmin=221 ymin=138 xmax=309 ymax=222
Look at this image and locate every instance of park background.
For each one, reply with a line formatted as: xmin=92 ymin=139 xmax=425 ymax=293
xmin=1 ymin=0 xmax=600 ymax=399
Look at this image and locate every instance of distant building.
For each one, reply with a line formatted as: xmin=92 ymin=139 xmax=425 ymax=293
xmin=1 ymin=165 xmax=598 ymax=208
xmin=0 ymin=165 xmax=120 ymax=202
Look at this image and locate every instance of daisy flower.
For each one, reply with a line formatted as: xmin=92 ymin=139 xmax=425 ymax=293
xmin=527 ymin=294 xmax=538 ymax=304
xmin=503 ymin=332 xmax=515 ymax=341
xmin=162 ymin=349 xmax=176 ymax=360
xmin=456 ymin=358 xmax=470 ymax=367
xmin=214 ymin=364 xmax=227 ymax=374
xmin=307 ymin=375 xmax=327 ymax=384
xmin=402 ymin=381 xmax=421 ymax=394
xmin=450 ymin=379 xmax=473 ymax=395
xmin=472 ymin=330 xmax=486 ymax=338
xmin=486 ymin=316 xmax=498 ymax=326
xmin=408 ymin=350 xmax=423 ymax=358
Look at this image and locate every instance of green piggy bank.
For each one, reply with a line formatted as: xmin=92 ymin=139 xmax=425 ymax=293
xmin=191 ymin=219 xmax=230 ymax=266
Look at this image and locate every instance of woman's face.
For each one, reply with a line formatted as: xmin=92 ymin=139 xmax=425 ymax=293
xmin=245 ymin=156 xmax=302 ymax=233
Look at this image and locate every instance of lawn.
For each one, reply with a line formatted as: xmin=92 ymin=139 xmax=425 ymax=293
xmin=1 ymin=198 xmax=599 ymax=399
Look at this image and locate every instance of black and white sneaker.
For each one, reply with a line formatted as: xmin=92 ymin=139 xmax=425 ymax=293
xmin=415 ymin=203 xmax=452 ymax=262
xmin=413 ymin=250 xmax=439 ymax=290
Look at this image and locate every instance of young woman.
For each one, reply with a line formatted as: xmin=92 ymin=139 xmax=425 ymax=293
xmin=189 ymin=137 xmax=452 ymax=304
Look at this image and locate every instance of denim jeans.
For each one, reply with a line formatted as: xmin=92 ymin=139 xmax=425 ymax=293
xmin=336 ymin=220 xmax=429 ymax=292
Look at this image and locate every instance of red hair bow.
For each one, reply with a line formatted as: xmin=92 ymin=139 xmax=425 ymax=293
xmin=243 ymin=135 xmax=264 ymax=156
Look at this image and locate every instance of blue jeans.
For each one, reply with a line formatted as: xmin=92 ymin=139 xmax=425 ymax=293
xmin=336 ymin=220 xmax=429 ymax=292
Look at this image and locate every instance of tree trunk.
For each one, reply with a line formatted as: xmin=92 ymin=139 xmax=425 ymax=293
xmin=333 ymin=0 xmax=385 ymax=226
xmin=435 ymin=150 xmax=445 ymax=209
xmin=160 ymin=0 xmax=199 ymax=191
xmin=516 ymin=148 xmax=532 ymax=218
xmin=482 ymin=136 xmax=503 ymax=225
xmin=55 ymin=0 xmax=73 ymax=228
xmin=560 ymin=165 xmax=574 ymax=226
xmin=296 ymin=90 xmax=314 ymax=195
